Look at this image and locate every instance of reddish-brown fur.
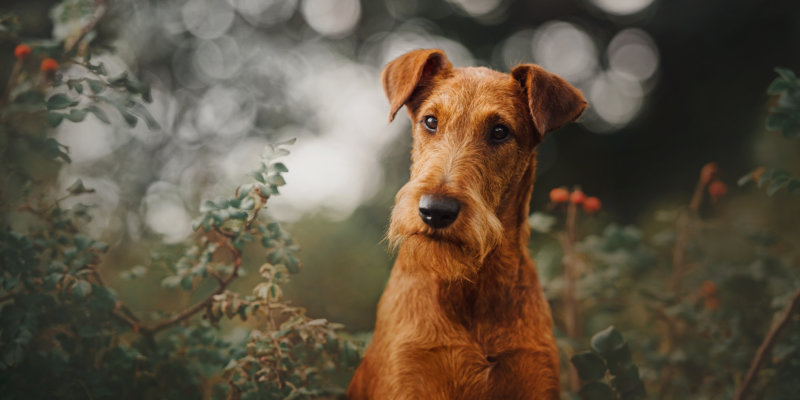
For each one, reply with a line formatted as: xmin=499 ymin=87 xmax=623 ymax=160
xmin=347 ymin=49 xmax=587 ymax=399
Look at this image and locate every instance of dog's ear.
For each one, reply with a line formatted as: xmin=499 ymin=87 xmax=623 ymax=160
xmin=511 ymin=64 xmax=587 ymax=135
xmin=382 ymin=49 xmax=452 ymax=122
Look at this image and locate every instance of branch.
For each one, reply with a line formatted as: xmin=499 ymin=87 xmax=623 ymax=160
xmin=64 ymin=0 xmax=108 ymax=54
xmin=141 ymin=240 xmax=243 ymax=336
xmin=735 ymin=287 xmax=800 ymax=400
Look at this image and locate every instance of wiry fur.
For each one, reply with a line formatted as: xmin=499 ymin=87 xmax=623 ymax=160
xmin=348 ymin=49 xmax=587 ymax=399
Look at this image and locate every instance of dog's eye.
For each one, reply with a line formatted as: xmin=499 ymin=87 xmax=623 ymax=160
xmin=489 ymin=124 xmax=511 ymax=143
xmin=423 ymin=116 xmax=438 ymax=133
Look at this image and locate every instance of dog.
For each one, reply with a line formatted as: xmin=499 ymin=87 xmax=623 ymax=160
xmin=347 ymin=49 xmax=587 ymax=399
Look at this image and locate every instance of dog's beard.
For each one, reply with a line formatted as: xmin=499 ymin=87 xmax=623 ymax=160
xmin=387 ymin=184 xmax=504 ymax=281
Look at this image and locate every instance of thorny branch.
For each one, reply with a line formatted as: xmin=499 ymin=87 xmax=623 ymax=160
xmin=735 ymin=287 xmax=800 ymax=400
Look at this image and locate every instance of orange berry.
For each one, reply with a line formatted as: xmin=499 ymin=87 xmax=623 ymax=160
xmin=701 ymin=280 xmax=717 ymax=297
xmin=582 ymin=196 xmax=601 ymax=214
xmin=700 ymin=162 xmax=719 ymax=184
xmin=549 ymin=187 xmax=569 ymax=203
xmin=570 ymin=190 xmax=586 ymax=204
xmin=14 ymin=44 xmax=31 ymax=60
xmin=708 ymin=180 xmax=727 ymax=199
xmin=40 ymin=58 xmax=59 ymax=74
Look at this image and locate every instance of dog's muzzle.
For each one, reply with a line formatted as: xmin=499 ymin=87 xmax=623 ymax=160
xmin=418 ymin=194 xmax=460 ymax=229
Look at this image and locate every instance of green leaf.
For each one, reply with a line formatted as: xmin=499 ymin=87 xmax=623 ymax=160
xmin=65 ymin=108 xmax=87 ymax=122
xmin=766 ymin=112 xmax=788 ymax=131
xmin=87 ymin=79 xmax=105 ymax=93
xmin=775 ymin=67 xmax=797 ymax=82
xmin=87 ymin=61 xmax=107 ymax=75
xmin=578 ymin=382 xmax=616 ymax=400
xmin=47 ymin=112 xmax=64 ymax=127
xmin=590 ymin=326 xmax=626 ymax=357
xmin=108 ymin=71 xmax=129 ymax=86
xmin=610 ymin=364 xmax=641 ymax=393
xmin=270 ymin=162 xmax=289 ymax=173
xmin=85 ymin=105 xmax=110 ymax=123
xmin=46 ymin=94 xmax=79 ymax=110
xmin=71 ymin=280 xmax=92 ymax=298
xmin=767 ymin=78 xmax=790 ymax=94
xmin=782 ymin=120 xmax=800 ymax=138
xmin=571 ymin=351 xmax=607 ymax=381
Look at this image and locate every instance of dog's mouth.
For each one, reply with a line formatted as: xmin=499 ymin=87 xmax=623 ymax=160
xmin=410 ymin=232 xmax=464 ymax=247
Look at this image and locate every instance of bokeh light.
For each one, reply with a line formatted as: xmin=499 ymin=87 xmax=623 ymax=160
xmin=532 ymin=21 xmax=598 ymax=82
xmin=590 ymin=0 xmax=656 ymax=16
xmin=608 ymin=28 xmax=659 ymax=84
xmin=301 ymin=0 xmax=361 ymax=37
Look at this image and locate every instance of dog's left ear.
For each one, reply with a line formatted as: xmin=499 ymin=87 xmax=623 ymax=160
xmin=511 ymin=64 xmax=587 ymax=135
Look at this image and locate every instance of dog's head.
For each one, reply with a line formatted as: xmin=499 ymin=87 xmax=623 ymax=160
xmin=383 ymin=49 xmax=586 ymax=280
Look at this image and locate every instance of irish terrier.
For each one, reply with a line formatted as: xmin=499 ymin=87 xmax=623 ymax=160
xmin=347 ymin=49 xmax=587 ymax=399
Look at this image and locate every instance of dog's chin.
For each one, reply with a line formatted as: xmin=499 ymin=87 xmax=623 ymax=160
xmin=396 ymin=233 xmax=481 ymax=281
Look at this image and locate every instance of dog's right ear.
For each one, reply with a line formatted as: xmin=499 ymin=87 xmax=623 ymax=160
xmin=381 ymin=49 xmax=452 ymax=122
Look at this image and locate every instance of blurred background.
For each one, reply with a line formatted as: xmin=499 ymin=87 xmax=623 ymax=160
xmin=3 ymin=0 xmax=799 ymax=334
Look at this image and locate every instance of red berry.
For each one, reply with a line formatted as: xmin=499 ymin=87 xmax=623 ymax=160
xmin=582 ymin=197 xmax=601 ymax=214
xmin=549 ymin=188 xmax=569 ymax=203
xmin=570 ymin=190 xmax=585 ymax=204
xmin=700 ymin=162 xmax=719 ymax=183
xmin=708 ymin=180 xmax=727 ymax=199
xmin=14 ymin=44 xmax=31 ymax=60
xmin=40 ymin=58 xmax=59 ymax=74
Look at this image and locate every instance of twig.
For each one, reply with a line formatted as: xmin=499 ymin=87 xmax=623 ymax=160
xmin=64 ymin=0 xmax=108 ymax=54
xmin=734 ymin=287 xmax=800 ymax=400
xmin=670 ymin=172 xmax=708 ymax=290
xmin=141 ymin=239 xmax=243 ymax=335
xmin=561 ymin=199 xmax=581 ymax=393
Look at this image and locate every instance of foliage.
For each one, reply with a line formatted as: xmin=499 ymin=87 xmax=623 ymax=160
xmin=0 ymin=2 xmax=360 ymax=399
xmin=738 ymin=68 xmax=800 ymax=195
xmin=539 ymin=70 xmax=800 ymax=399
xmin=571 ymin=326 xmax=646 ymax=400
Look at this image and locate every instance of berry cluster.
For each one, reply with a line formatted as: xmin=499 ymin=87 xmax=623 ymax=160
xmin=549 ymin=187 xmax=601 ymax=214
xmin=13 ymin=43 xmax=59 ymax=77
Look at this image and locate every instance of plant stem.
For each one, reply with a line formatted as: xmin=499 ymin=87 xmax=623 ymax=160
xmin=735 ymin=287 xmax=800 ymax=400
xmin=561 ymin=200 xmax=581 ymax=393
xmin=671 ymin=172 xmax=708 ymax=290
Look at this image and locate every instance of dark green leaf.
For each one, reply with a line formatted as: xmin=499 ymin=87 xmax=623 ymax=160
xmin=578 ymin=382 xmax=616 ymax=400
xmin=85 ymin=105 xmax=110 ymax=123
xmin=766 ymin=112 xmax=788 ymax=131
xmin=65 ymin=109 xmax=87 ymax=122
xmin=767 ymin=78 xmax=790 ymax=94
xmin=782 ymin=120 xmax=800 ymax=138
xmin=571 ymin=351 xmax=607 ymax=381
xmin=775 ymin=67 xmax=797 ymax=82
xmin=46 ymin=94 xmax=79 ymax=110
xmin=108 ymin=71 xmax=129 ymax=86
xmin=47 ymin=112 xmax=64 ymax=127
xmin=71 ymin=280 xmax=92 ymax=298
xmin=87 ymin=79 xmax=105 ymax=93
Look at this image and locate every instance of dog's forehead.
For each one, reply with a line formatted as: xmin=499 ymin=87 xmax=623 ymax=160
xmin=430 ymin=66 xmax=521 ymax=107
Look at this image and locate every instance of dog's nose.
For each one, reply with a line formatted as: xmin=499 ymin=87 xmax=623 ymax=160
xmin=418 ymin=195 xmax=460 ymax=229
